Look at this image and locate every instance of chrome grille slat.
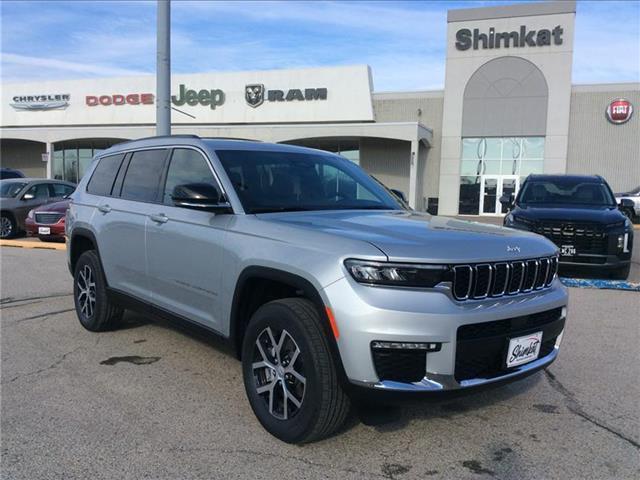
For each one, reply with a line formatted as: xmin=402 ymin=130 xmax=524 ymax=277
xmin=451 ymin=256 xmax=558 ymax=301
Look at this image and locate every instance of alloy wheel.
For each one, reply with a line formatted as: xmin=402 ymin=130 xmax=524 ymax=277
xmin=0 ymin=217 xmax=13 ymax=238
xmin=252 ymin=327 xmax=306 ymax=420
xmin=76 ymin=264 xmax=96 ymax=319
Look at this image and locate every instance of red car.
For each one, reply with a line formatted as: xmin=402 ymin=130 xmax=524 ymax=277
xmin=25 ymin=199 xmax=69 ymax=242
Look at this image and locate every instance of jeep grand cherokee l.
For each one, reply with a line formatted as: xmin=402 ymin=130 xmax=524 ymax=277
xmin=502 ymin=174 xmax=634 ymax=279
xmin=67 ymin=136 xmax=568 ymax=443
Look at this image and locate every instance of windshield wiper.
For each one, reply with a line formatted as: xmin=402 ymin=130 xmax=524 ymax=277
xmin=250 ymin=206 xmax=313 ymax=213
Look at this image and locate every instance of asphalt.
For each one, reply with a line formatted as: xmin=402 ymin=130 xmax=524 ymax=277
xmin=1 ymin=248 xmax=639 ymax=480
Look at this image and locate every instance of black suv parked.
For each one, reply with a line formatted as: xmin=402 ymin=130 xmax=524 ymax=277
xmin=502 ymin=174 xmax=634 ymax=279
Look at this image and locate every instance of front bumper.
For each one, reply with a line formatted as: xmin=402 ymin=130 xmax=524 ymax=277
xmin=323 ymin=275 xmax=568 ymax=392
xmin=25 ymin=217 xmax=66 ymax=239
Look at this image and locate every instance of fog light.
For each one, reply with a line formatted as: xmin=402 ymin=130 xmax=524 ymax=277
xmin=371 ymin=341 xmax=441 ymax=352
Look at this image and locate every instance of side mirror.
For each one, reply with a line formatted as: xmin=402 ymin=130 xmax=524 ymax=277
xmin=499 ymin=193 xmax=514 ymax=208
xmin=22 ymin=192 xmax=35 ymax=201
xmin=390 ymin=189 xmax=407 ymax=203
xmin=171 ymin=183 xmax=231 ymax=213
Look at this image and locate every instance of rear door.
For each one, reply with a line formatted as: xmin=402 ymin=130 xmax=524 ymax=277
xmin=92 ymin=149 xmax=170 ymax=303
xmin=146 ymin=147 xmax=231 ymax=330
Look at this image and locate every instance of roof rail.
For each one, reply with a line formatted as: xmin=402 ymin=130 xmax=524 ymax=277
xmin=124 ymin=134 xmax=201 ymax=143
xmin=203 ymin=137 xmax=263 ymax=142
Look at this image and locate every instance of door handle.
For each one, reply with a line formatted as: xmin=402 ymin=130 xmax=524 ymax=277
xmin=98 ymin=204 xmax=112 ymax=214
xmin=150 ymin=213 xmax=168 ymax=224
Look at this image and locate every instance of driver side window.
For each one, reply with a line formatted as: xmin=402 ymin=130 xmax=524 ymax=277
xmin=163 ymin=149 xmax=219 ymax=206
xmin=25 ymin=184 xmax=50 ymax=200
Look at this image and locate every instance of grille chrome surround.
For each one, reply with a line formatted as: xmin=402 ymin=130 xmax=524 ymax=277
xmin=451 ymin=256 xmax=558 ymax=301
xmin=34 ymin=212 xmax=64 ymax=225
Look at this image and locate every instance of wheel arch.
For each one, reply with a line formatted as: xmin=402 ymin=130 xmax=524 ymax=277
xmin=230 ymin=266 xmax=348 ymax=383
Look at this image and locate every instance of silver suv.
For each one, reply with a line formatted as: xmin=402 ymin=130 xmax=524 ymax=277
xmin=67 ymin=136 xmax=568 ymax=443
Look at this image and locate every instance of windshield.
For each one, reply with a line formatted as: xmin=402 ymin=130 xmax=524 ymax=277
xmin=518 ymin=179 xmax=616 ymax=207
xmin=0 ymin=181 xmax=27 ymax=198
xmin=216 ymin=150 xmax=403 ymax=214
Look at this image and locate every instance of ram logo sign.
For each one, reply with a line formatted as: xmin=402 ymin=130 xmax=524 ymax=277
xmin=245 ymin=85 xmax=328 ymax=108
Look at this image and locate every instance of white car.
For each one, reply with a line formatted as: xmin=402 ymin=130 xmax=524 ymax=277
xmin=615 ymin=185 xmax=640 ymax=222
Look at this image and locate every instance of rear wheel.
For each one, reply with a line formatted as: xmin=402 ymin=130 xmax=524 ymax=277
xmin=0 ymin=215 xmax=15 ymax=239
xmin=73 ymin=250 xmax=123 ymax=331
xmin=241 ymin=298 xmax=350 ymax=443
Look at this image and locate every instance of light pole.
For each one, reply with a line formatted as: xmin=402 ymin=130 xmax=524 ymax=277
xmin=156 ymin=0 xmax=171 ymax=136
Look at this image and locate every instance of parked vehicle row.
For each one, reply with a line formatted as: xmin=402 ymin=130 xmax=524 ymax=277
xmin=0 ymin=178 xmax=75 ymax=239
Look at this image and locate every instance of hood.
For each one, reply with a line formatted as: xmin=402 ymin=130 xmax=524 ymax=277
xmin=259 ymin=210 xmax=556 ymax=263
xmin=34 ymin=199 xmax=70 ymax=213
xmin=513 ymin=205 xmax=625 ymax=224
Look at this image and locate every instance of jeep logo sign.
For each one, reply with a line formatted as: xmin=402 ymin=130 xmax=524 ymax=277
xmin=606 ymin=99 xmax=633 ymax=125
xmin=172 ymin=84 xmax=225 ymax=110
xmin=455 ymin=25 xmax=563 ymax=50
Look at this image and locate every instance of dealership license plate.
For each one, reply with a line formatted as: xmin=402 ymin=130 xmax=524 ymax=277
xmin=506 ymin=331 xmax=543 ymax=368
xmin=38 ymin=227 xmax=50 ymax=235
xmin=560 ymin=244 xmax=576 ymax=256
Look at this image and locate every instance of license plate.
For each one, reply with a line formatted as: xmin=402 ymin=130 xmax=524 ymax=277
xmin=506 ymin=331 xmax=543 ymax=368
xmin=560 ymin=244 xmax=576 ymax=256
xmin=38 ymin=227 xmax=51 ymax=235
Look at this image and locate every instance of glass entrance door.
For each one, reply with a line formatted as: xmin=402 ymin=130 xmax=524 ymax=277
xmin=480 ymin=175 xmax=520 ymax=215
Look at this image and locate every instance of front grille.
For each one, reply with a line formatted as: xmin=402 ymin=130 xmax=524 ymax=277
xmin=372 ymin=349 xmax=426 ymax=383
xmin=35 ymin=213 xmax=64 ymax=225
xmin=455 ymin=308 xmax=564 ymax=382
xmin=452 ymin=256 xmax=558 ymax=301
xmin=533 ymin=222 xmax=608 ymax=255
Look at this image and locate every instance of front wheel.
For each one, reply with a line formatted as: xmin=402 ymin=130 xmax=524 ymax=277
xmin=610 ymin=264 xmax=630 ymax=281
xmin=0 ymin=215 xmax=16 ymax=239
xmin=73 ymin=250 xmax=123 ymax=331
xmin=241 ymin=298 xmax=350 ymax=443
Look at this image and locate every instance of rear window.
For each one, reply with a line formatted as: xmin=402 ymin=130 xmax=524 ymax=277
xmin=120 ymin=149 xmax=168 ymax=202
xmin=87 ymin=154 xmax=125 ymax=196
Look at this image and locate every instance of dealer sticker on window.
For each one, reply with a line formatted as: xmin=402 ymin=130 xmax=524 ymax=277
xmin=506 ymin=331 xmax=543 ymax=368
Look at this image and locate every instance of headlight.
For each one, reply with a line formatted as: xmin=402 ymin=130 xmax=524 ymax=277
xmin=27 ymin=209 xmax=34 ymax=219
xmin=605 ymin=220 xmax=625 ymax=229
xmin=344 ymin=259 xmax=451 ymax=288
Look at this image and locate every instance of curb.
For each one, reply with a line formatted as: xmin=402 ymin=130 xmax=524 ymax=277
xmin=0 ymin=239 xmax=66 ymax=251
xmin=560 ymin=277 xmax=640 ymax=291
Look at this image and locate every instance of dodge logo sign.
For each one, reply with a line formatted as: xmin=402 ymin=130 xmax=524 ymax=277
xmin=245 ymin=84 xmax=265 ymax=108
xmin=606 ymin=99 xmax=633 ymax=124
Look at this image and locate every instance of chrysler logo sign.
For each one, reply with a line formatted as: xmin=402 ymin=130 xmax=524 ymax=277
xmin=606 ymin=99 xmax=633 ymax=125
xmin=11 ymin=94 xmax=70 ymax=111
xmin=244 ymin=85 xmax=328 ymax=108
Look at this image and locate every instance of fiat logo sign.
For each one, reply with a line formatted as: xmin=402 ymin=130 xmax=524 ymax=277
xmin=606 ymin=98 xmax=633 ymax=124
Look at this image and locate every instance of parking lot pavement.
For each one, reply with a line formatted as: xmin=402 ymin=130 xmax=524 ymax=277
xmin=1 ymin=248 xmax=639 ymax=480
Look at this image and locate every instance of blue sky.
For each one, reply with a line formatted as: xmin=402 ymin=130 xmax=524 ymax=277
xmin=1 ymin=0 xmax=638 ymax=91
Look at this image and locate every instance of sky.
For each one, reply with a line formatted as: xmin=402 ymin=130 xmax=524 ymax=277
xmin=1 ymin=0 xmax=638 ymax=91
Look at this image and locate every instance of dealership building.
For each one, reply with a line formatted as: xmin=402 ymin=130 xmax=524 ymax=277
xmin=1 ymin=1 xmax=638 ymax=216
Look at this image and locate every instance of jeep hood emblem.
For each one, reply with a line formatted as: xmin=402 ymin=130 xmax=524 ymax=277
xmin=507 ymin=245 xmax=521 ymax=253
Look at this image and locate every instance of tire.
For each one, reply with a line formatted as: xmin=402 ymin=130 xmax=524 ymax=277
xmin=241 ymin=298 xmax=350 ymax=444
xmin=610 ymin=264 xmax=630 ymax=281
xmin=73 ymin=250 xmax=124 ymax=331
xmin=0 ymin=214 xmax=16 ymax=239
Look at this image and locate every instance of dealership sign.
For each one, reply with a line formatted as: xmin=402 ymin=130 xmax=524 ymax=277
xmin=606 ymin=99 xmax=633 ymax=125
xmin=455 ymin=25 xmax=564 ymax=50
xmin=245 ymin=84 xmax=327 ymax=108
xmin=11 ymin=94 xmax=70 ymax=111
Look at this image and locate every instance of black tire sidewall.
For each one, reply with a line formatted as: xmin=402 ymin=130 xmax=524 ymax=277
xmin=73 ymin=250 xmax=110 ymax=331
xmin=242 ymin=301 xmax=329 ymax=443
xmin=1 ymin=215 xmax=15 ymax=239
